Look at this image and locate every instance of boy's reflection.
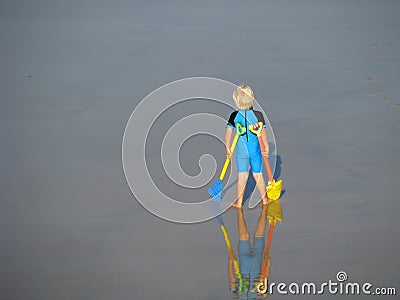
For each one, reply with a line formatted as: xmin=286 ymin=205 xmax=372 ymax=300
xmin=226 ymin=204 xmax=274 ymax=298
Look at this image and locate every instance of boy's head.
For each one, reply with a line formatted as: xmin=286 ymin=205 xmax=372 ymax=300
xmin=233 ymin=85 xmax=255 ymax=110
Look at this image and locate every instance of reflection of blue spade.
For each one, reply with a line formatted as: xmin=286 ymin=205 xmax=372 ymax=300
xmin=210 ymin=202 xmax=249 ymax=293
xmin=214 ymin=214 xmax=245 ymax=292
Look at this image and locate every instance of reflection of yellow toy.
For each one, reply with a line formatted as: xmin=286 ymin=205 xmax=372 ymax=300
xmin=249 ymin=122 xmax=283 ymax=200
xmin=267 ymin=199 xmax=283 ymax=225
xmin=258 ymin=199 xmax=283 ymax=295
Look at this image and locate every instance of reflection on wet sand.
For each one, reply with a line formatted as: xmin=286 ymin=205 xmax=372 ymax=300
xmin=218 ymin=201 xmax=282 ymax=299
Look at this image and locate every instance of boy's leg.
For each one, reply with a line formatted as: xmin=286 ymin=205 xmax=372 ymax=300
xmin=253 ymin=205 xmax=268 ymax=264
xmin=231 ymin=172 xmax=249 ymax=208
xmin=252 ymin=172 xmax=273 ymax=205
xmin=237 ymin=207 xmax=250 ymax=241
xmin=254 ymin=203 xmax=269 ymax=237
xmin=236 ymin=208 xmax=251 ymax=278
xmin=250 ymin=156 xmax=273 ymax=205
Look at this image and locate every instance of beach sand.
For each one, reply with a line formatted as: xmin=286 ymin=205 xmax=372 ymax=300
xmin=1 ymin=0 xmax=399 ymax=299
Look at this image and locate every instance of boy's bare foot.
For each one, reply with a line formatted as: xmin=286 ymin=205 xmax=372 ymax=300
xmin=231 ymin=201 xmax=243 ymax=208
xmin=262 ymin=198 xmax=274 ymax=205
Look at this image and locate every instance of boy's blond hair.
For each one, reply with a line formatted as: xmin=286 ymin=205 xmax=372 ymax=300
xmin=233 ymin=85 xmax=255 ymax=110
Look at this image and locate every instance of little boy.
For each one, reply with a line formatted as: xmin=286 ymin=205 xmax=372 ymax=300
xmin=225 ymin=85 xmax=271 ymax=208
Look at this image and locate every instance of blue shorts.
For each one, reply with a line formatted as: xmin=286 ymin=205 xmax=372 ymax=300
xmin=236 ymin=155 xmax=263 ymax=173
xmin=238 ymin=237 xmax=265 ymax=278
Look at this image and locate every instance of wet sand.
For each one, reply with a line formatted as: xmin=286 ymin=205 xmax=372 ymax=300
xmin=1 ymin=0 xmax=399 ymax=299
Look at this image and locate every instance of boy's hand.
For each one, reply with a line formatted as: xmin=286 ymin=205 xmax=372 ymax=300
xmin=252 ymin=122 xmax=263 ymax=129
xmin=228 ymin=248 xmax=235 ymax=258
xmin=226 ymin=148 xmax=232 ymax=158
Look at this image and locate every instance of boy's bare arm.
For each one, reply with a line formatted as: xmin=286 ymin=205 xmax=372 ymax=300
xmin=225 ymin=127 xmax=233 ymax=157
xmin=228 ymin=251 xmax=236 ymax=289
xmin=261 ymin=128 xmax=269 ymax=156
